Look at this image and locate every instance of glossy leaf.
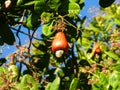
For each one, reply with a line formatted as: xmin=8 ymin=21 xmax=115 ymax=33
xmin=79 ymin=0 xmax=84 ymax=9
xmin=17 ymin=0 xmax=24 ymax=6
xmin=8 ymin=65 xmax=19 ymax=80
xmin=47 ymin=0 xmax=61 ymax=11
xmin=0 ymin=67 xmax=8 ymax=87
xmin=50 ymin=77 xmax=60 ymax=90
xmin=69 ymin=0 xmax=80 ymax=3
xmin=92 ymin=72 xmax=108 ymax=90
xmin=99 ymin=0 xmax=115 ymax=8
xmin=58 ymin=2 xmax=80 ymax=18
xmin=0 ymin=25 xmax=15 ymax=45
xmin=24 ymin=1 xmax=36 ymax=6
xmin=104 ymin=51 xmax=120 ymax=61
xmin=25 ymin=13 xmax=40 ymax=30
xmin=0 ymin=77 xmax=4 ymax=87
xmin=42 ymin=22 xmax=55 ymax=37
xmin=34 ymin=0 xmax=45 ymax=14
xmin=45 ymin=82 xmax=52 ymax=90
xmin=54 ymin=68 xmax=64 ymax=77
xmin=114 ymin=19 xmax=120 ymax=26
xmin=0 ymin=14 xmax=15 ymax=45
xmin=85 ymin=24 xmax=101 ymax=33
xmin=68 ymin=2 xmax=80 ymax=17
xmin=111 ymin=64 xmax=120 ymax=72
xmin=0 ymin=66 xmax=8 ymax=74
xmin=41 ymin=12 xmax=53 ymax=24
xmin=20 ymin=74 xmax=39 ymax=89
xmin=69 ymin=78 xmax=79 ymax=90
xmin=109 ymin=71 xmax=120 ymax=89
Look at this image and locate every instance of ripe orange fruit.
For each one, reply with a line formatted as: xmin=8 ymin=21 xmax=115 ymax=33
xmin=51 ymin=32 xmax=68 ymax=53
xmin=92 ymin=43 xmax=101 ymax=55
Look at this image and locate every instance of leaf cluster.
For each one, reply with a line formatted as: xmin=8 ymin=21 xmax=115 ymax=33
xmin=1 ymin=0 xmax=120 ymax=90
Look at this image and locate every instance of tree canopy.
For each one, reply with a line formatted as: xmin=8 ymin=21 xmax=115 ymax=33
xmin=0 ymin=0 xmax=120 ymax=90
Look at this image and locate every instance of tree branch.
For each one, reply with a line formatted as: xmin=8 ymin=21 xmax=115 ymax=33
xmin=16 ymin=25 xmax=22 ymax=45
xmin=27 ymin=29 xmax=36 ymax=63
xmin=16 ymin=9 xmax=27 ymax=81
xmin=11 ymin=27 xmax=42 ymax=41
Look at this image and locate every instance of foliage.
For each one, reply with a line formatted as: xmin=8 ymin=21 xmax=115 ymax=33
xmin=0 ymin=0 xmax=120 ymax=90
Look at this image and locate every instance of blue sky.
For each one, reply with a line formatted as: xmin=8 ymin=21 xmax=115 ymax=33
xmin=0 ymin=0 xmax=100 ymax=58
xmin=81 ymin=0 xmax=100 ymax=18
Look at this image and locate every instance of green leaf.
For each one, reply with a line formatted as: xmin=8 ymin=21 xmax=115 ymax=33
xmin=45 ymin=82 xmax=52 ymax=90
xmin=54 ymin=68 xmax=64 ymax=77
xmin=50 ymin=77 xmax=60 ymax=90
xmin=81 ymin=37 xmax=91 ymax=50
xmin=0 ymin=66 xmax=8 ymax=74
xmin=34 ymin=0 xmax=45 ymax=14
xmin=92 ymin=72 xmax=108 ymax=90
xmin=20 ymin=74 xmax=39 ymax=89
xmin=8 ymin=65 xmax=19 ymax=80
xmin=24 ymin=1 xmax=36 ymax=6
xmin=17 ymin=0 xmax=24 ymax=6
xmin=0 ymin=77 xmax=4 ymax=87
xmin=42 ymin=22 xmax=55 ymax=37
xmin=0 ymin=14 xmax=15 ymax=45
xmin=115 ymin=19 xmax=120 ymax=26
xmin=99 ymin=73 xmax=108 ymax=85
xmin=104 ymin=51 xmax=120 ymax=61
xmin=111 ymin=64 xmax=120 ymax=72
xmin=0 ymin=58 xmax=6 ymax=66
xmin=79 ymin=0 xmax=84 ymax=9
xmin=68 ymin=2 xmax=80 ymax=17
xmin=58 ymin=2 xmax=80 ymax=18
xmin=69 ymin=0 xmax=80 ymax=3
xmin=85 ymin=23 xmax=101 ymax=33
xmin=99 ymin=0 xmax=115 ymax=8
xmin=109 ymin=71 xmax=120 ymax=89
xmin=0 ymin=24 xmax=15 ymax=45
xmin=47 ymin=0 xmax=61 ymax=11
xmin=25 ymin=13 xmax=40 ymax=30
xmin=79 ymin=0 xmax=84 ymax=4
xmin=0 ymin=67 xmax=8 ymax=87
xmin=69 ymin=78 xmax=79 ymax=90
xmin=41 ymin=12 xmax=53 ymax=24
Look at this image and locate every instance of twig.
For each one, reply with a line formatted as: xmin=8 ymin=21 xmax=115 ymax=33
xmin=16 ymin=9 xmax=27 ymax=81
xmin=11 ymin=27 xmax=42 ymax=41
xmin=28 ymin=30 xmax=36 ymax=50
xmin=16 ymin=25 xmax=22 ymax=45
xmin=27 ymin=29 xmax=36 ymax=63
xmin=16 ymin=24 xmax=22 ymax=81
xmin=63 ymin=18 xmax=77 ymax=29
xmin=19 ymin=9 xmax=26 ymax=23
xmin=16 ymin=9 xmax=27 ymax=45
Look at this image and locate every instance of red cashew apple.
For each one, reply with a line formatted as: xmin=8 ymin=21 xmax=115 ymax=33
xmin=51 ymin=32 xmax=68 ymax=57
xmin=92 ymin=43 xmax=101 ymax=55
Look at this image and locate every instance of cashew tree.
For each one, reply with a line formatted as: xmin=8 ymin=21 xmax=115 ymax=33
xmin=1 ymin=0 xmax=120 ymax=90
